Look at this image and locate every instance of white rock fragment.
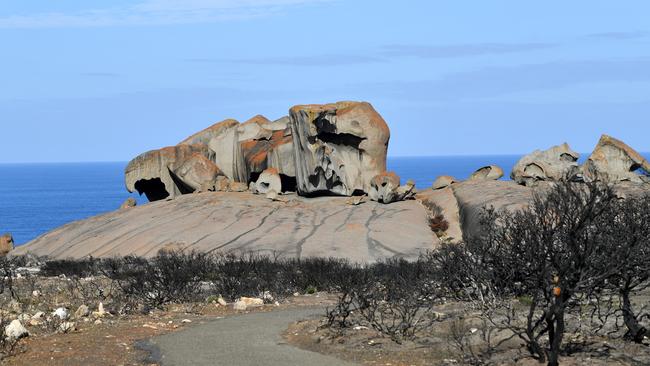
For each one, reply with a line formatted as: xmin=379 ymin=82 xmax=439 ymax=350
xmin=53 ymin=307 xmax=69 ymax=320
xmin=233 ymin=301 xmax=248 ymax=311
xmin=5 ymin=320 xmax=28 ymax=339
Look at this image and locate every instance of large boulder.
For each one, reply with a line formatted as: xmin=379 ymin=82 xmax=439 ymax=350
xmin=0 ymin=233 xmax=14 ymax=256
xmin=125 ymin=144 xmax=222 ymax=201
xmin=368 ymin=172 xmax=416 ymax=204
xmin=126 ymin=116 xmax=293 ymax=202
xmin=289 ymin=101 xmax=389 ymax=196
xmin=582 ymin=135 xmax=650 ymax=184
xmin=469 ymin=165 xmax=504 ymax=181
xmin=511 ymin=143 xmax=580 ymax=186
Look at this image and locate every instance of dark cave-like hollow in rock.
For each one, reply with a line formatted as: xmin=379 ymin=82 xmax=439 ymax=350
xmin=134 ymin=178 xmax=170 ymax=202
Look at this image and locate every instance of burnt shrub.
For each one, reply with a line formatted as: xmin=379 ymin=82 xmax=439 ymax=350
xmin=431 ymin=181 xmax=638 ymax=366
xmin=42 ymin=257 xmax=100 ymax=278
xmin=421 ymin=200 xmax=450 ymax=237
xmin=209 ymin=254 xmax=353 ymax=302
xmin=210 ymin=253 xmax=289 ymax=302
xmin=103 ymin=250 xmax=214 ymax=309
xmin=326 ymin=257 xmax=444 ymax=343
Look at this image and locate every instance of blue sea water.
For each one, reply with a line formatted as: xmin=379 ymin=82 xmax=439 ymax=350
xmin=1 ymin=154 xmax=642 ymax=245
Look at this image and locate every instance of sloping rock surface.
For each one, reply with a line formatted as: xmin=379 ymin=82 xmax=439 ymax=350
xmin=13 ymin=193 xmax=437 ymax=263
xmin=452 ymin=180 xmax=534 ymax=240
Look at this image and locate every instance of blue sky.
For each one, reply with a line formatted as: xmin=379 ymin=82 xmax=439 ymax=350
xmin=1 ymin=0 xmax=650 ymax=163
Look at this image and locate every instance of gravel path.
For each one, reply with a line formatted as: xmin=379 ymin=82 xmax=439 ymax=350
xmin=140 ymin=307 xmax=356 ymax=366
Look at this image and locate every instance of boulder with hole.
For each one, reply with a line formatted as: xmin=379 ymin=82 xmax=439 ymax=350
xmin=289 ymin=101 xmax=390 ymax=196
xmin=511 ymin=143 xmax=580 ymax=186
xmin=582 ymin=134 xmax=650 ymax=184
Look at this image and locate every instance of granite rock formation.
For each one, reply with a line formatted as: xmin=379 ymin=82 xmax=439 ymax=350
xmin=125 ymin=101 xmax=401 ymax=203
xmin=511 ymin=143 xmax=580 ymax=186
xmin=289 ymin=102 xmax=390 ymax=196
xmin=582 ymin=135 xmax=650 ymax=184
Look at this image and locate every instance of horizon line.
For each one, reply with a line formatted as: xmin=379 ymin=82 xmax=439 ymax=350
xmin=2 ymin=151 xmax=649 ymax=165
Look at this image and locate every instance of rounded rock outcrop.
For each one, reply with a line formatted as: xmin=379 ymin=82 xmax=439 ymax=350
xmin=511 ymin=143 xmax=580 ymax=186
xmin=469 ymin=165 xmax=504 ymax=181
xmin=582 ymin=135 xmax=650 ymax=184
xmin=368 ymin=171 xmax=401 ymax=204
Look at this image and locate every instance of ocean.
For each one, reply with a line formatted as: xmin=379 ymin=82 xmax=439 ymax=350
xmin=0 ymin=154 xmax=586 ymax=245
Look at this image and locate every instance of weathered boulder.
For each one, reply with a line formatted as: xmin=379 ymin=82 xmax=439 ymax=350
xmin=0 ymin=233 xmax=14 ymax=256
xmin=289 ymin=101 xmax=389 ymax=196
xmin=254 ymin=168 xmax=282 ymax=195
xmin=431 ymin=175 xmax=458 ymax=190
xmin=368 ymin=171 xmax=401 ymax=203
xmin=368 ymin=172 xmax=416 ymax=204
xmin=125 ymin=144 xmax=221 ymax=201
xmin=119 ymin=198 xmax=137 ymax=210
xmin=172 ymin=152 xmax=223 ymax=192
xmin=469 ymin=165 xmax=504 ymax=181
xmin=582 ymin=135 xmax=650 ymax=184
xmin=127 ymin=115 xmax=293 ymax=202
xmin=511 ymin=143 xmax=580 ymax=186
